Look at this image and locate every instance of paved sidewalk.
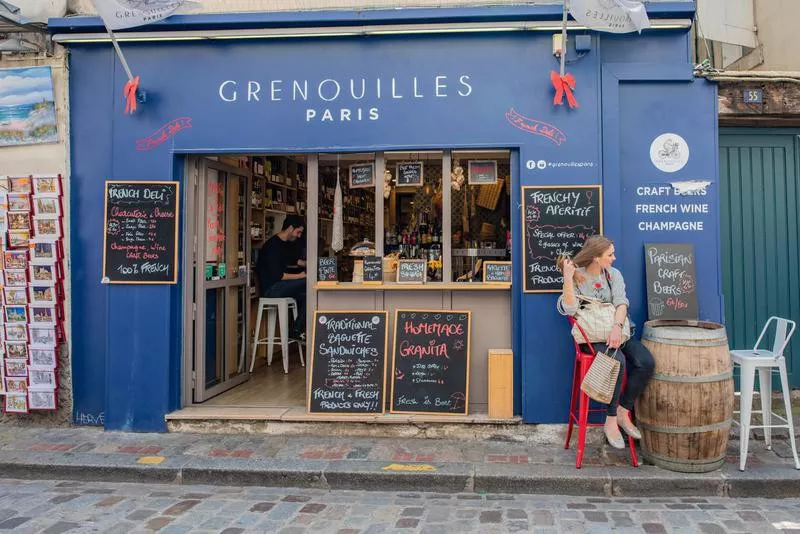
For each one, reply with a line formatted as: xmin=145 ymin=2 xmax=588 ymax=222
xmin=0 ymin=422 xmax=797 ymax=498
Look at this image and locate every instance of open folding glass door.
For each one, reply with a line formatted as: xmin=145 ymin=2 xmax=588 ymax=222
xmin=188 ymin=157 xmax=252 ymax=402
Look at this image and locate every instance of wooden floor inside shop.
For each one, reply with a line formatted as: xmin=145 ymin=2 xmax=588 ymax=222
xmin=204 ymin=350 xmax=306 ymax=407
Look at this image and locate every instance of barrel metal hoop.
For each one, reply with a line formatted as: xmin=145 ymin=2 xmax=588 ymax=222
xmin=639 ymin=420 xmax=732 ymax=434
xmin=652 ymin=370 xmax=733 ymax=383
xmin=642 ymin=337 xmax=727 ymax=347
xmin=642 ymin=449 xmax=726 ymax=470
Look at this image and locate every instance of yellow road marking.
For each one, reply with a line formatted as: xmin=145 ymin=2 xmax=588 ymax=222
xmin=137 ymin=456 xmax=165 ymax=465
xmin=381 ymin=463 xmax=436 ymax=472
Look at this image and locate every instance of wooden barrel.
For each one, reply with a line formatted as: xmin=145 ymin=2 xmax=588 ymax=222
xmin=636 ymin=320 xmax=733 ymax=473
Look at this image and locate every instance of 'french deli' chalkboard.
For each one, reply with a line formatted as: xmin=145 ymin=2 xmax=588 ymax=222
xmin=308 ymin=311 xmax=388 ymax=414
xmin=390 ymin=310 xmax=471 ymax=415
xmin=102 ymin=181 xmax=179 ymax=284
xmin=522 ymin=185 xmax=602 ymax=292
xmin=644 ymin=243 xmax=698 ymax=320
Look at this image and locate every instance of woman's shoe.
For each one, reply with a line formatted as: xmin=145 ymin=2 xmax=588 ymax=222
xmin=604 ymin=427 xmax=625 ymax=450
xmin=618 ymin=419 xmax=642 ymax=440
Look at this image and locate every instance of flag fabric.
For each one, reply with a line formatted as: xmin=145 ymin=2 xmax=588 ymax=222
xmin=569 ymin=0 xmax=650 ymax=34
xmin=92 ymin=0 xmax=186 ymax=30
xmin=332 ymin=175 xmax=344 ymax=253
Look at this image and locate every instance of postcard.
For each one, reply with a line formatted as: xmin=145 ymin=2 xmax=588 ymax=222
xmin=29 ymin=264 xmax=55 ymax=284
xmin=29 ymin=306 xmax=55 ymax=326
xmin=8 ymin=176 xmax=32 ymax=193
xmin=32 ymin=176 xmax=61 ymax=196
xmin=5 ymin=269 xmax=27 ymax=287
xmin=3 ymin=288 xmax=27 ymax=306
xmin=30 ymin=240 xmax=56 ymax=263
xmin=29 ymin=348 xmax=57 ymax=368
xmin=8 ymin=230 xmax=30 ymax=248
xmin=5 ymin=324 xmax=27 ymax=342
xmin=7 ymin=212 xmax=30 ymax=231
xmin=4 ymin=249 xmax=28 ymax=270
xmin=4 ymin=394 xmax=28 ymax=413
xmin=4 ymin=305 xmax=27 ymax=323
xmin=29 ymin=390 xmax=56 ymax=410
xmin=5 ymin=377 xmax=27 ymax=394
xmin=28 ymin=369 xmax=56 ymax=389
xmin=29 ymin=326 xmax=56 ymax=347
xmin=5 ymin=356 xmax=28 ymax=376
xmin=8 ymin=193 xmax=31 ymax=212
xmin=29 ymin=285 xmax=56 ymax=306
xmin=33 ymin=196 xmax=60 ymax=216
xmin=33 ymin=216 xmax=60 ymax=239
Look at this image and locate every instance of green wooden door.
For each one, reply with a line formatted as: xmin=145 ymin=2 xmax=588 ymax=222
xmin=720 ymin=130 xmax=800 ymax=387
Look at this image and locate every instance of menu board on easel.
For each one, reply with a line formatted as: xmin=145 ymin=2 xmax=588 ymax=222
xmin=390 ymin=309 xmax=471 ymax=415
xmin=644 ymin=243 xmax=698 ymax=320
xmin=308 ymin=311 xmax=388 ymax=414
xmin=102 ymin=181 xmax=179 ymax=284
xmin=522 ymin=185 xmax=602 ymax=293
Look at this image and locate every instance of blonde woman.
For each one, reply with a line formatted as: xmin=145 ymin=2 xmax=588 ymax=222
xmin=557 ymin=236 xmax=655 ymax=449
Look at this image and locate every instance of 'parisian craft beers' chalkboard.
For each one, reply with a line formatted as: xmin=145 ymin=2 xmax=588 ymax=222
xmin=522 ymin=185 xmax=602 ymax=292
xmin=483 ymin=261 xmax=512 ymax=283
xmin=363 ymin=256 xmax=383 ymax=283
xmin=308 ymin=311 xmax=388 ymax=414
xmin=349 ymin=163 xmax=375 ymax=189
xmin=318 ymin=256 xmax=338 ymax=282
xmin=390 ymin=310 xmax=471 ymax=415
xmin=396 ymin=259 xmax=426 ymax=284
xmin=644 ymin=243 xmax=698 ymax=320
xmin=102 ymin=181 xmax=179 ymax=284
xmin=396 ymin=162 xmax=424 ymax=187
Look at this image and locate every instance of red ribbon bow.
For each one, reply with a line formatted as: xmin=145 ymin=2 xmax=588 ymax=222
xmin=124 ymin=76 xmax=140 ymax=115
xmin=550 ymin=71 xmax=579 ymax=109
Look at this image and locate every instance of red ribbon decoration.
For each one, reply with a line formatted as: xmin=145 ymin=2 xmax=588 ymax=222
xmin=550 ymin=70 xmax=579 ymax=109
xmin=124 ymin=76 xmax=140 ymax=115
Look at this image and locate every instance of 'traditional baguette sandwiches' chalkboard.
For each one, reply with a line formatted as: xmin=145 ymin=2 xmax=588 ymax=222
xmin=522 ymin=185 xmax=602 ymax=293
xmin=396 ymin=162 xmax=424 ymax=187
xmin=102 ymin=181 xmax=179 ymax=284
xmin=644 ymin=243 xmax=698 ymax=320
xmin=349 ymin=163 xmax=375 ymax=189
xmin=390 ymin=309 xmax=471 ymax=415
xmin=363 ymin=256 xmax=383 ymax=283
xmin=396 ymin=259 xmax=426 ymax=284
xmin=308 ymin=311 xmax=388 ymax=414
xmin=483 ymin=261 xmax=512 ymax=283
xmin=318 ymin=256 xmax=338 ymax=283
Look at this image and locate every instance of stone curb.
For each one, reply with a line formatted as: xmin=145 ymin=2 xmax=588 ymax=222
xmin=1 ymin=452 xmax=798 ymax=497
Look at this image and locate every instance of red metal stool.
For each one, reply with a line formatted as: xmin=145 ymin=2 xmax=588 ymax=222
xmin=564 ymin=317 xmax=639 ymax=469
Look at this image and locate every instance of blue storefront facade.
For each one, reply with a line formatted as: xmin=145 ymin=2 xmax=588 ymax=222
xmin=52 ymin=3 xmax=723 ymax=432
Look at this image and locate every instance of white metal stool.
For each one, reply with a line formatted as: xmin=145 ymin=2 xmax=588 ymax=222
xmin=730 ymin=316 xmax=799 ymax=471
xmin=250 ymin=297 xmax=305 ymax=374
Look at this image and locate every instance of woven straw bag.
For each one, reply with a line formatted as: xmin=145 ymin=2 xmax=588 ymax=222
xmin=580 ymin=348 xmax=621 ymax=404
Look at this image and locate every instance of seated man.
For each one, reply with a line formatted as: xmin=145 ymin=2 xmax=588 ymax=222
xmin=256 ymin=215 xmax=307 ymax=341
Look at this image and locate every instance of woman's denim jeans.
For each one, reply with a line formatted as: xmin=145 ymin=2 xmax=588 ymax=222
xmin=582 ymin=337 xmax=656 ymax=416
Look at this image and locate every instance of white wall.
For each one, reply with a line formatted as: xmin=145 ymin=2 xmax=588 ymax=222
xmin=752 ymin=0 xmax=800 ymax=71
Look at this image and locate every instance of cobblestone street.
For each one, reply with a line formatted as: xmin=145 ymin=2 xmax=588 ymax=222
xmin=0 ymin=479 xmax=798 ymax=533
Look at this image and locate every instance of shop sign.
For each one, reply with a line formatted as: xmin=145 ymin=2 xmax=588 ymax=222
xmin=396 ymin=259 xmax=426 ymax=284
xmin=317 ymin=256 xmax=338 ymax=283
xmin=349 ymin=163 xmax=375 ymax=189
xmin=644 ymin=243 xmax=698 ymax=320
xmin=521 ymin=185 xmax=602 ymax=292
xmin=362 ymin=256 xmax=383 ymax=284
xmin=396 ymin=162 xmax=424 ymax=187
xmin=468 ymin=160 xmax=497 ymax=185
xmin=483 ymin=261 xmax=512 ymax=284
xmin=390 ymin=310 xmax=471 ymax=415
xmin=308 ymin=311 xmax=388 ymax=414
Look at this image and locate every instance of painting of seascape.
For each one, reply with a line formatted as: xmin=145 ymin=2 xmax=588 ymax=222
xmin=0 ymin=67 xmax=57 ymax=147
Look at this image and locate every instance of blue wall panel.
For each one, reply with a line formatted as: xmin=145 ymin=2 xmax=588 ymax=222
xmin=67 ymin=28 xmax=720 ymax=429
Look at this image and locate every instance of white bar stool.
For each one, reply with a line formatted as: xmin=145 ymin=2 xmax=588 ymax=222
xmin=250 ymin=297 xmax=305 ymax=374
xmin=730 ymin=316 xmax=799 ymax=471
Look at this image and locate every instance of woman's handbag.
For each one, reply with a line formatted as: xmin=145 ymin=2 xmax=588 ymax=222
xmin=580 ymin=348 xmax=621 ymax=404
xmin=570 ymin=296 xmax=631 ymax=344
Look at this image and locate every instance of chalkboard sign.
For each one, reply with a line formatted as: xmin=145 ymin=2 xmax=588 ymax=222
xmin=318 ymin=256 xmax=338 ymax=283
xmin=390 ymin=309 xmax=471 ymax=415
xmin=644 ymin=243 xmax=698 ymax=320
xmin=308 ymin=311 xmax=388 ymax=414
xmin=102 ymin=181 xmax=179 ymax=284
xmin=468 ymin=160 xmax=498 ymax=185
xmin=396 ymin=162 xmax=424 ymax=187
xmin=483 ymin=261 xmax=512 ymax=283
xmin=522 ymin=185 xmax=602 ymax=293
xmin=349 ymin=163 xmax=375 ymax=189
xmin=363 ymin=256 xmax=383 ymax=283
xmin=396 ymin=259 xmax=426 ymax=284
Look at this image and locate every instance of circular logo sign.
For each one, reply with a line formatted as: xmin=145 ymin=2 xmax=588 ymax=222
xmin=649 ymin=133 xmax=689 ymax=173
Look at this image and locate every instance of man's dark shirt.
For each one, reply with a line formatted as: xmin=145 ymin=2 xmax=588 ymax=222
xmin=256 ymin=235 xmax=293 ymax=294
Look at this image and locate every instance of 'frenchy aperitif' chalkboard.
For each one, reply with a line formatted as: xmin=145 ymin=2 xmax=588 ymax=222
xmin=102 ymin=181 xmax=179 ymax=284
xmin=308 ymin=311 xmax=388 ymax=414
xmin=522 ymin=185 xmax=602 ymax=293
xmin=390 ymin=309 xmax=471 ymax=415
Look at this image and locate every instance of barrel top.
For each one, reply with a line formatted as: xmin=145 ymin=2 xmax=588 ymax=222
xmin=642 ymin=320 xmax=727 ymax=343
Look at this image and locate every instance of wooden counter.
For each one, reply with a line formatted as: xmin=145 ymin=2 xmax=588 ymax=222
xmin=314 ymin=282 xmax=511 ymax=291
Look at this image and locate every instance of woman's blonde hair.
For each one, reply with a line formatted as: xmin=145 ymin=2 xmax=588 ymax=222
xmin=556 ymin=235 xmax=614 ymax=285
